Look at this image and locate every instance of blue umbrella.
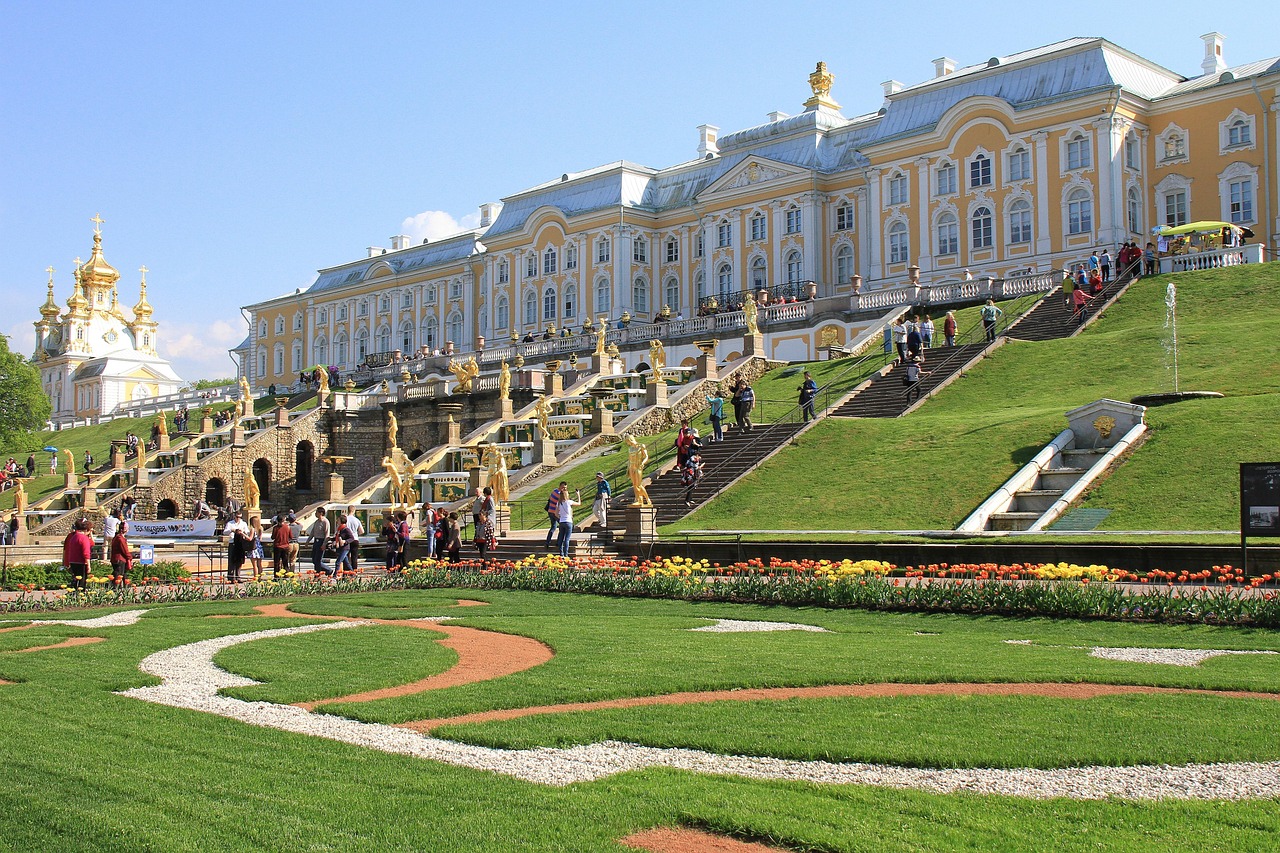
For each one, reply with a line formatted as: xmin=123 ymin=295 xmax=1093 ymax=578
xmin=43 ymin=446 xmax=58 ymax=453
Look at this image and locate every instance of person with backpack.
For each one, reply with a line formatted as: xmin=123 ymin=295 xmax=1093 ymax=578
xmin=979 ymin=299 xmax=1002 ymax=343
xmin=704 ymin=386 xmax=725 ymax=443
xmin=473 ymin=487 xmax=496 ymax=558
xmin=332 ymin=514 xmax=357 ymax=576
xmin=271 ymin=513 xmax=294 ymax=577
xmin=798 ymin=371 xmax=818 ymax=422
xmin=738 ymin=382 xmax=756 ymax=432
xmin=543 ymin=484 xmax=563 ymax=549
xmin=681 ymin=451 xmax=704 ymax=508
xmin=903 ymin=356 xmax=930 ymax=405
xmin=382 ymin=512 xmax=403 ymax=571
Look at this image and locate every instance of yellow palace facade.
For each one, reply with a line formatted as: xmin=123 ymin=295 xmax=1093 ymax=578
xmin=239 ymin=34 xmax=1278 ymax=387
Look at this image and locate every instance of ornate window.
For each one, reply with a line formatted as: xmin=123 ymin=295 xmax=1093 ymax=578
xmin=936 ymin=162 xmax=957 ymax=196
xmin=1157 ymin=124 xmax=1189 ymax=165
xmin=695 ymin=270 xmax=706 ymax=301
xmin=887 ymin=221 xmax=909 ymax=264
xmin=523 ymin=291 xmax=537 ymax=325
xmin=936 ymin=213 xmax=959 ymax=255
xmin=1227 ymin=175 xmax=1255 ymax=223
xmin=1065 ymin=134 xmax=1091 ymax=171
xmin=1008 ymin=200 xmax=1032 ymax=244
xmin=665 ymin=237 xmax=679 ymax=263
xmin=1124 ymin=136 xmax=1140 ymax=171
xmin=971 ymin=207 xmax=993 ymax=249
xmin=526 ymin=253 xmax=537 ymax=279
xmin=887 ymin=172 xmax=909 ymax=205
xmin=717 ymin=220 xmax=732 ymax=248
xmin=1220 ymin=110 xmax=1256 ymax=152
xmin=425 ymin=286 xmax=437 ymax=305
xmin=274 ymin=344 xmax=284 ymax=375
xmin=1066 ymin=188 xmax=1093 ymax=235
xmin=750 ymin=213 xmax=767 ymax=241
xmin=750 ymin=257 xmax=766 ymax=290
xmin=379 ymin=295 xmax=391 ymax=314
xmin=597 ymin=236 xmax=611 ymax=264
xmin=834 ymin=245 xmax=853 ymax=285
xmin=695 ymin=231 xmax=704 ymax=257
xmin=564 ymin=284 xmax=577 ymax=319
xmin=274 ymin=317 xmax=285 ymax=335
xmin=1007 ymin=147 xmax=1030 ymax=182
xmin=423 ymin=318 xmax=438 ymax=350
xmin=565 ymin=244 xmax=577 ymax=270
xmin=595 ymin=278 xmax=611 ymax=315
xmin=1128 ymin=187 xmax=1142 ymax=234
xmin=969 ymin=154 xmax=992 ymax=188
xmin=785 ymin=206 xmax=802 ymax=234
xmin=357 ymin=299 xmax=369 ymax=318
xmin=542 ymin=286 xmax=557 ymax=321
xmin=402 ymin=292 xmax=413 ymax=309
xmin=664 ymin=277 xmax=679 ymax=312
xmin=449 ymin=279 xmax=463 ymax=299
xmin=494 ymin=296 xmax=509 ymax=331
xmin=497 ymin=259 xmax=509 ymax=284
xmin=542 ymin=246 xmax=558 ymax=276
xmin=317 ymin=308 xmax=328 ymax=325
xmin=376 ymin=325 xmax=391 ymax=353
xmin=1164 ymin=190 xmax=1188 ymax=226
xmin=785 ymin=250 xmax=803 ymax=284
xmin=355 ymin=328 xmax=369 ymax=361
xmin=632 ymin=236 xmax=648 ymax=264
xmin=632 ymin=278 xmax=649 ymax=315
xmin=292 ymin=342 xmax=302 ymax=372
xmin=314 ymin=337 xmax=328 ymax=367
xmin=399 ymin=321 xmax=414 ymax=352
xmin=835 ymin=203 xmax=853 ymax=231
xmin=333 ymin=332 xmax=348 ymax=366
xmin=717 ymin=263 xmax=733 ymax=298
xmin=446 ymin=312 xmax=463 ymax=345
xmin=337 ymin=305 xmax=348 ymax=321
xmin=258 ymin=320 xmax=268 ymax=337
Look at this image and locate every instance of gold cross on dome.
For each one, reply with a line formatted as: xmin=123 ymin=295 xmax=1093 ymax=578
xmin=46 ymin=265 xmax=55 ymax=282
xmin=139 ymin=265 xmax=149 ymax=279
xmin=91 ymin=213 xmax=104 ymax=234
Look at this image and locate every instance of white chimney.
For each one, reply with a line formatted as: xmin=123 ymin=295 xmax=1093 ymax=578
xmin=881 ymin=79 xmax=903 ymax=107
xmin=1201 ymin=32 xmax=1226 ymax=76
xmin=933 ymin=57 xmax=956 ymax=78
xmin=390 ymin=234 xmax=411 ymax=251
xmin=367 ymin=246 xmax=385 ymax=258
xmin=478 ymin=202 xmax=501 ymax=228
xmin=697 ymin=124 xmax=719 ymax=158
xmin=767 ymin=110 xmax=790 ymax=122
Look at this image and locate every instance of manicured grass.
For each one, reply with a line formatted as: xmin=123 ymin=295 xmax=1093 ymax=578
xmin=672 ymin=266 xmax=1280 ymax=533
xmin=2 ymin=590 xmax=1280 ymax=850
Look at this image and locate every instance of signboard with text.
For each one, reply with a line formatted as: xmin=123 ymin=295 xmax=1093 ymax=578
xmin=127 ymin=519 xmax=217 ymax=539
xmin=1241 ymin=463 xmax=1280 ymax=537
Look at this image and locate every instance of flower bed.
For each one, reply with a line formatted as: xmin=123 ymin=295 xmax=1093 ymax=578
xmin=399 ymin=555 xmax=1280 ymax=627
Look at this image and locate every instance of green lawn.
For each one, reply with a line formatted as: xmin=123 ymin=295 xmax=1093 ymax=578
xmin=673 ymin=266 xmax=1280 ymax=533
xmin=2 ymin=590 xmax=1280 ymax=851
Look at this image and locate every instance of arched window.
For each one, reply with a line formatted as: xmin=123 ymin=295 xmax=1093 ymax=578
xmin=971 ymin=206 xmax=994 ymax=249
xmin=291 ymin=342 xmax=302 ymax=372
xmin=969 ymin=154 xmax=992 ymax=188
xmin=293 ymin=312 xmax=303 ymax=331
xmin=785 ymin=250 xmax=803 ymax=284
xmin=422 ymin=318 xmax=438 ymax=351
xmin=355 ymin=328 xmax=369 ymax=362
xmin=936 ymin=214 xmax=959 ymax=255
xmin=252 ymin=459 xmax=271 ymax=502
xmin=376 ymin=325 xmax=391 ymax=353
xmin=663 ymin=278 xmax=679 ymax=313
xmin=1007 ymin=146 xmax=1031 ymax=181
xmin=936 ymin=162 xmax=957 ymax=196
xmin=563 ymin=284 xmax=577 ymax=319
xmin=1065 ymin=134 xmax=1091 ymax=170
xmin=495 ymin=296 xmax=509 ymax=331
xmin=1008 ymin=200 xmax=1032 ymax=244
xmin=258 ymin=320 xmax=268 ymax=337
xmin=399 ymin=320 xmax=414 ymax=353
xmin=751 ymin=257 xmax=766 ymax=290
xmin=695 ymin=270 xmax=706 ymax=301
xmin=497 ymin=259 xmax=509 ymax=283
xmin=333 ymin=332 xmax=348 ymax=366
xmin=888 ymin=221 xmax=909 ymax=264
xmin=632 ymin=278 xmax=649 ymax=315
xmin=542 ymin=286 xmax=557 ymax=321
xmin=597 ymin=236 xmax=611 ymax=263
xmin=526 ymin=253 xmax=537 ymax=279
xmin=314 ymin=337 xmax=328 ymax=367
xmin=565 ymin=243 xmax=578 ymax=269
xmin=295 ymin=441 xmax=314 ymax=491
xmin=204 ymin=478 xmax=225 ymax=508
xmin=595 ymin=278 xmax=611 ymax=315
xmin=273 ymin=344 xmax=284 ymax=375
xmin=1067 ymin=188 xmax=1093 ymax=235
xmin=256 ymin=347 xmax=266 ymax=378
xmin=446 ymin=312 xmax=463 ymax=346
xmin=717 ymin=263 xmax=733 ymax=299
xmin=275 ymin=317 xmax=285 ymax=335
xmin=1127 ymin=187 xmax=1142 ymax=234
xmin=524 ymin=291 xmax=537 ymax=325
xmin=542 ymin=246 xmax=557 ymax=275
xmin=834 ymin=245 xmax=853 ymax=285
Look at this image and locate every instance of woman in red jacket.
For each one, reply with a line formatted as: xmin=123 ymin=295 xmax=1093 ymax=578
xmin=109 ymin=523 xmax=132 ymax=588
xmin=63 ymin=518 xmax=93 ymax=590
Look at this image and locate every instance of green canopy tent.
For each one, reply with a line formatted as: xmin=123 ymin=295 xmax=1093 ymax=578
xmin=1153 ymin=220 xmax=1253 ymax=238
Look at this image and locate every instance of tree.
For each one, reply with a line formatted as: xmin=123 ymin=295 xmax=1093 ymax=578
xmin=0 ymin=334 xmax=51 ymax=445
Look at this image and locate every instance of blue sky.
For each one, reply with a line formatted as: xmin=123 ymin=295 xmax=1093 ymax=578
xmin=2 ymin=0 xmax=1276 ymax=380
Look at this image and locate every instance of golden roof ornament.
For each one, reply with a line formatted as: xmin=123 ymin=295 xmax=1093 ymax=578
xmin=39 ymin=268 xmax=61 ymax=318
xmin=803 ymin=61 xmax=840 ymax=111
xmin=132 ymin=266 xmax=154 ymax=320
xmin=78 ymin=215 xmax=121 ymax=287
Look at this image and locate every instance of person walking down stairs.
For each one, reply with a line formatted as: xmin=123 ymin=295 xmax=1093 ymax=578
xmin=980 ymin=300 xmax=1003 ymax=342
xmin=798 ymin=371 xmax=818 ymax=422
xmin=682 ymin=450 xmax=704 ymax=507
xmin=903 ymin=356 xmax=929 ymax=405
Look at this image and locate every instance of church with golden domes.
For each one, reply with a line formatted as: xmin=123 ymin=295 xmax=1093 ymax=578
xmin=33 ymin=216 xmax=183 ymax=424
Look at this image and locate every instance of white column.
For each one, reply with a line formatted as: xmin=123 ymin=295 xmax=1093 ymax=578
xmin=771 ymin=202 xmax=785 ymax=286
xmin=914 ymin=158 xmax=933 ymax=276
xmin=800 ymin=192 xmax=821 ymax=290
xmin=700 ymin=215 xmax=713 ymax=302
xmin=1031 ymin=131 xmax=1053 ymax=257
xmin=853 ymin=187 xmax=871 ymax=279
xmin=864 ymin=169 xmax=882 ymax=281
xmin=1094 ymin=116 xmax=1126 ymax=246
xmin=614 ymin=225 xmax=633 ymax=315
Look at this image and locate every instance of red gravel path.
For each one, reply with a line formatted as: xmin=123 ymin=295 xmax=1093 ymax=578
xmin=622 ymin=827 xmax=789 ymax=852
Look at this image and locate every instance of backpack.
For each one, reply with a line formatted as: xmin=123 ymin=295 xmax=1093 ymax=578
xmin=384 ymin=522 xmax=401 ymax=547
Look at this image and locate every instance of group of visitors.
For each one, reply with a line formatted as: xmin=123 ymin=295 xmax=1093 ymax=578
xmin=60 ymin=508 xmax=135 ymax=590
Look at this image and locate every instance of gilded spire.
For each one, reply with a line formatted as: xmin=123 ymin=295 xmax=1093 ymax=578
xmin=132 ymin=266 xmax=154 ymax=321
xmin=67 ymin=258 xmax=89 ymax=313
xmin=78 ymin=219 xmax=121 ymax=288
xmin=39 ymin=267 xmax=61 ymax=319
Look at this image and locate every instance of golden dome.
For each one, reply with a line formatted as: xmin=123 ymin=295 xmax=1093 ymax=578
xmin=39 ymin=269 xmax=60 ymax=319
xmin=78 ymin=230 xmax=121 ymax=287
xmin=66 ymin=262 xmax=89 ymax=312
xmin=132 ymin=275 xmax=154 ymax=321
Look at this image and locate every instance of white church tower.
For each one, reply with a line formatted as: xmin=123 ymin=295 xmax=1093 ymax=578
xmin=33 ymin=216 xmax=183 ymax=424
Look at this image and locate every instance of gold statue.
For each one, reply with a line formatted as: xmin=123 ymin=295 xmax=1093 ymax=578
xmin=448 ymin=355 xmax=480 ymax=393
xmin=381 ymin=450 xmax=417 ymax=508
xmin=593 ymin=321 xmax=607 ymax=357
xmin=64 ymin=449 xmax=75 ymax=475
xmin=244 ymin=465 xmax=261 ymax=511
xmin=625 ymin=434 xmax=651 ymax=507
xmin=743 ymin=292 xmax=759 ymax=336
xmin=648 ymin=339 xmax=666 ymax=373
xmin=809 ymin=61 xmax=834 ymax=98
xmin=533 ymin=395 xmax=552 ymax=440
xmin=14 ymin=480 xmax=27 ymax=516
xmin=387 ymin=410 xmax=399 ymax=452
xmin=482 ymin=444 xmax=510 ymax=503
xmin=156 ymin=413 xmax=168 ymax=436
xmin=498 ymin=360 xmax=511 ymax=401
xmin=316 ymin=367 xmax=330 ymax=407
xmin=239 ymin=375 xmax=252 ymax=404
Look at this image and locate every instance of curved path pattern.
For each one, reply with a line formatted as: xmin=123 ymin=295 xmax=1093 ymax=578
xmin=13 ymin=637 xmax=105 ymax=653
xmin=622 ymin=827 xmax=788 ymax=852
xmin=0 ymin=610 xmax=149 ymax=633
xmin=116 ymin=621 xmax=1280 ymax=797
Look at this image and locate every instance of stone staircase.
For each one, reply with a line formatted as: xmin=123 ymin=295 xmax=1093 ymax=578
xmin=828 ymin=344 xmax=987 ymax=418
xmin=1004 ymin=274 xmax=1133 ymax=342
xmin=985 ymin=448 xmax=1105 ymax=531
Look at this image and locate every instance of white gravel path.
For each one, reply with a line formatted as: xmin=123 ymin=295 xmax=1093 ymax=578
xmin=689 ymin=619 xmax=830 ymax=633
xmin=1004 ymin=639 xmax=1279 ymax=668
xmin=3 ymin=609 xmax=150 ymax=629
xmin=115 ymin=622 xmax=1280 ymax=798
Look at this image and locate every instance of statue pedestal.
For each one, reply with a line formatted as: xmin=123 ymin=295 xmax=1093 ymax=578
xmin=326 ymin=473 xmax=345 ymax=502
xmin=696 ymin=353 xmax=718 ymax=381
xmin=468 ymin=466 xmax=488 ymax=495
xmin=317 ymin=390 xmax=330 ymax=409
xmin=645 ymin=379 xmax=669 ymax=408
xmin=494 ymin=505 xmax=511 ymax=537
xmin=534 ymin=437 xmax=557 ymax=465
xmin=183 ymin=444 xmax=199 ymax=466
xmin=12 ymin=519 xmax=30 ymax=546
xmin=446 ymin=419 xmax=461 ymax=445
xmin=156 ymin=434 xmax=170 ymax=452
xmin=230 ymin=426 xmax=246 ymax=447
xmin=543 ymin=372 xmax=563 ymax=397
xmin=624 ymin=505 xmax=658 ymax=544
xmin=591 ymin=405 xmax=615 ymax=437
xmin=275 ymin=406 xmax=290 ymax=427
xmin=79 ymin=486 xmax=97 ymax=510
xmin=63 ymin=473 xmax=78 ymax=492
xmin=497 ymin=398 xmax=514 ymax=420
xmin=743 ymin=332 xmax=764 ymax=358
xmin=110 ymin=446 xmax=126 ymax=470
xmin=200 ymin=416 xmax=214 ymax=434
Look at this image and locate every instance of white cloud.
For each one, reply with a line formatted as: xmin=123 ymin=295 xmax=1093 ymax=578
xmin=159 ymin=319 xmax=245 ymax=381
xmin=4 ymin=322 xmax=36 ymax=358
xmin=399 ymin=210 xmax=482 ymax=244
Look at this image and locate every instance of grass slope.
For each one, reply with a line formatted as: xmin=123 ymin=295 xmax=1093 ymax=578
xmin=672 ymin=265 xmax=1280 ymax=532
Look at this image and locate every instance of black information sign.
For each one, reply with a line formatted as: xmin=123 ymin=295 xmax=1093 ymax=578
xmin=1241 ymin=463 xmax=1280 ymax=537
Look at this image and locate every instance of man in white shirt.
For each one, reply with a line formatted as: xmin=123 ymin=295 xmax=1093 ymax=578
xmin=223 ymin=510 xmax=251 ymax=583
xmin=307 ymin=508 xmax=331 ymax=576
xmin=555 ymin=481 xmax=581 ymax=558
xmin=345 ymin=505 xmax=364 ymax=573
xmin=102 ymin=509 xmax=121 ymax=545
